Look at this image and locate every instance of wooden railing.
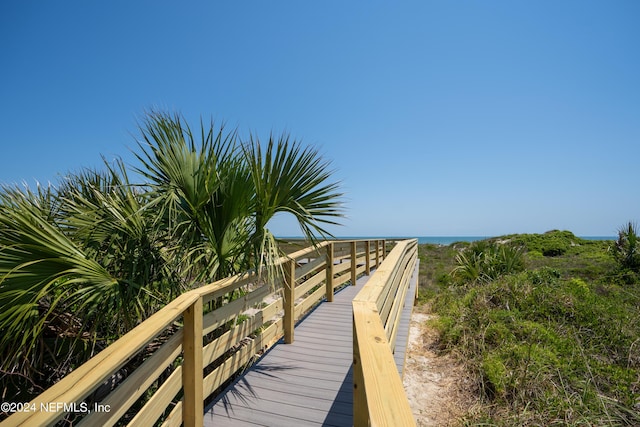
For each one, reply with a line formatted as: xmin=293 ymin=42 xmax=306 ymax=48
xmin=1 ymin=239 xmax=385 ymax=427
xmin=352 ymin=238 xmax=418 ymax=426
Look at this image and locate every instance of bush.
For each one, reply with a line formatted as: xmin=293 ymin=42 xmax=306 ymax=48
xmin=541 ymin=239 xmax=568 ymax=256
xmin=613 ymin=221 xmax=640 ymax=273
xmin=425 ymin=233 xmax=640 ymax=425
xmin=452 ymin=241 xmax=525 ymax=284
xmin=432 ymin=267 xmax=640 ymax=425
xmin=509 ymin=230 xmax=587 ymax=257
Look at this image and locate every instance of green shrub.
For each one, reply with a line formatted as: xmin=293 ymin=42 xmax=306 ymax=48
xmin=541 ymin=240 xmax=568 ymax=256
xmin=510 ymin=230 xmax=583 ymax=257
xmin=613 ymin=221 xmax=640 ymax=273
xmin=526 ymin=266 xmax=561 ymax=284
xmin=431 ymin=260 xmax=640 ymax=425
xmin=482 ymin=352 xmax=508 ymax=397
xmin=452 ymin=241 xmax=525 ymax=284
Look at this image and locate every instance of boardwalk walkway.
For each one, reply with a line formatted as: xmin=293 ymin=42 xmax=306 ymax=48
xmin=204 ymin=261 xmax=419 ymax=426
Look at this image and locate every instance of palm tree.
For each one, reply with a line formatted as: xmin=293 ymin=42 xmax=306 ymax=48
xmin=132 ymin=111 xmax=252 ymax=283
xmin=0 ymin=182 xmax=117 ymax=395
xmin=243 ymin=132 xmax=344 ymax=271
xmin=0 ymin=110 xmax=344 ymax=400
xmin=57 ymin=161 xmax=180 ymax=330
xmin=614 ymin=221 xmax=640 ymax=272
xmin=0 ymin=163 xmax=180 ymax=398
xmin=133 ymin=111 xmax=344 ymax=283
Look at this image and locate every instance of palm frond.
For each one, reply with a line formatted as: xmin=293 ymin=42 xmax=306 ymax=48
xmin=131 ymin=111 xmax=254 ymax=282
xmin=0 ymin=185 xmax=116 ymax=370
xmin=243 ymin=133 xmax=344 ymax=246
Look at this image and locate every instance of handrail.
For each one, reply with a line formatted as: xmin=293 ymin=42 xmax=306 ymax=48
xmin=1 ymin=239 xmax=385 ymax=427
xmin=352 ymin=238 xmax=418 ymax=426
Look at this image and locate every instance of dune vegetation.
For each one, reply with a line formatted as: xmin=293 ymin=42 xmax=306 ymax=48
xmin=418 ymin=227 xmax=640 ymax=426
xmin=0 ymin=111 xmax=343 ymax=403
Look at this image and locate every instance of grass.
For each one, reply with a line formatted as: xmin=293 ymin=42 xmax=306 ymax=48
xmin=417 ymin=230 xmax=640 ymax=426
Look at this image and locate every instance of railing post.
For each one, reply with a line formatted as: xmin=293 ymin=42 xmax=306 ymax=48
xmin=365 ymin=240 xmax=371 ymax=275
xmin=326 ymin=242 xmax=334 ymax=302
xmin=382 ymin=239 xmax=386 ymax=260
xmin=351 ymin=241 xmax=357 ymax=286
xmin=352 ymin=312 xmax=368 ymax=426
xmin=375 ymin=240 xmax=380 ymax=268
xmin=284 ymin=258 xmax=295 ymax=343
xmin=183 ymin=297 xmax=204 ymax=427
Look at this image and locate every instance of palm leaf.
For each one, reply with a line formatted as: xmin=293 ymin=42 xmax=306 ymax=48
xmin=243 ymin=133 xmax=344 ymax=246
xmin=0 ymin=185 xmax=116 ymax=370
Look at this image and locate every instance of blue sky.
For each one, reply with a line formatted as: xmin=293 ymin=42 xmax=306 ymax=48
xmin=1 ymin=1 xmax=638 ymax=237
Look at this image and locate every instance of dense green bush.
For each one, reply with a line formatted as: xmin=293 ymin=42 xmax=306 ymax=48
xmin=452 ymin=241 xmax=525 ymax=284
xmin=425 ymin=233 xmax=640 ymax=425
xmin=433 ymin=268 xmax=640 ymax=425
xmin=613 ymin=221 xmax=640 ymax=273
xmin=510 ymin=230 xmax=580 ymax=257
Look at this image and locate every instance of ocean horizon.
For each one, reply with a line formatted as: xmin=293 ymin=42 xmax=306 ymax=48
xmin=413 ymin=236 xmax=616 ymax=245
xmin=277 ymin=236 xmax=617 ymax=245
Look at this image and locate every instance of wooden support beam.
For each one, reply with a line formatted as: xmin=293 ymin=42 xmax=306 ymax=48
xmin=351 ymin=241 xmax=357 ymax=286
xmin=365 ymin=240 xmax=371 ymax=275
xmin=326 ymin=242 xmax=334 ymax=302
xmin=183 ymin=298 xmax=203 ymax=427
xmin=284 ymin=259 xmax=295 ymax=343
xmin=352 ymin=311 xmax=368 ymax=426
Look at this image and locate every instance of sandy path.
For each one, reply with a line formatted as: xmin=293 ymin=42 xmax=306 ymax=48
xmin=402 ymin=308 xmax=474 ymax=426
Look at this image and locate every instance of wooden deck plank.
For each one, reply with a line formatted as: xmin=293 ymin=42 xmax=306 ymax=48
xmin=297 ymin=313 xmax=353 ymax=322
xmin=267 ymin=344 xmax=353 ymax=361
xmin=236 ymin=375 xmax=353 ymax=402
xmin=221 ymin=382 xmax=352 ymax=414
xmin=293 ymin=330 xmax=353 ymax=342
xmin=243 ymin=361 xmax=353 ymax=383
xmin=207 ymin=374 xmax=353 ymax=426
xmin=239 ymin=368 xmax=353 ymax=390
xmin=206 ymin=404 xmax=350 ymax=427
xmin=205 ymin=265 xmax=416 ymax=426
xmin=294 ymin=318 xmax=353 ymax=330
xmin=253 ymin=356 xmax=351 ymax=375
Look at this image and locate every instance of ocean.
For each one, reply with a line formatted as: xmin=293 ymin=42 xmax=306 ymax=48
xmin=417 ymin=236 xmax=615 ymax=245
xmin=329 ymin=236 xmax=617 ymax=245
xmin=417 ymin=236 xmax=490 ymax=245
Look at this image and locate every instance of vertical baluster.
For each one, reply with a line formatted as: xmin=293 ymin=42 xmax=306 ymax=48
xmin=326 ymin=242 xmax=334 ymax=302
xmin=351 ymin=241 xmax=357 ymax=286
xmin=284 ymin=259 xmax=295 ymax=343
xmin=183 ymin=298 xmax=203 ymax=427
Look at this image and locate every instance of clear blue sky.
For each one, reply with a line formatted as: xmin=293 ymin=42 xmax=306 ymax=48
xmin=1 ymin=1 xmax=638 ymax=237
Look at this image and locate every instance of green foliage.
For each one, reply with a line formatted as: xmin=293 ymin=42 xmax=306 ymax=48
xmin=427 ymin=233 xmax=640 ymax=425
xmin=0 ymin=185 xmax=123 ymax=395
xmin=613 ymin=221 xmax=640 ymax=273
xmin=452 ymin=241 xmax=525 ymax=284
xmin=510 ymin=229 xmax=581 ymax=257
xmin=134 ymin=111 xmax=343 ymax=283
xmin=416 ymin=243 xmax=459 ymax=303
xmin=0 ymin=110 xmax=344 ymax=401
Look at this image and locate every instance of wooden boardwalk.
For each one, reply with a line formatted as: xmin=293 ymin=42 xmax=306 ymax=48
xmin=204 ymin=261 xmax=419 ymax=426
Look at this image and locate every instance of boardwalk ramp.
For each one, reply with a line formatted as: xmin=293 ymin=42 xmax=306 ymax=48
xmin=205 ymin=257 xmax=419 ymax=426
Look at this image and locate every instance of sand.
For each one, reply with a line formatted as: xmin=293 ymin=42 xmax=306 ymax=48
xmin=402 ymin=307 xmax=475 ymax=426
